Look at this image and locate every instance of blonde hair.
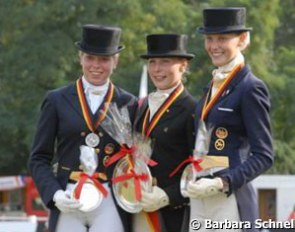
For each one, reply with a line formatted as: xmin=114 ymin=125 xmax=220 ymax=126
xmin=239 ymin=31 xmax=250 ymax=51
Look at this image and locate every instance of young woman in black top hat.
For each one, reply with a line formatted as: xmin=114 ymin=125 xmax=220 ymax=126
xmin=28 ymin=24 xmax=137 ymax=232
xmin=133 ymin=34 xmax=197 ymax=232
xmin=184 ymin=8 xmax=274 ymax=232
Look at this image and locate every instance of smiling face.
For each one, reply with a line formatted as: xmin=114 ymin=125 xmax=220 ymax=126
xmin=147 ymin=57 xmax=188 ymax=90
xmin=204 ymin=32 xmax=246 ymax=67
xmin=79 ymin=52 xmax=118 ymax=86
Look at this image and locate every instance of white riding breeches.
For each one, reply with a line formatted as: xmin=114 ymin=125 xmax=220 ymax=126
xmin=189 ymin=192 xmax=242 ymax=232
xmin=55 ymin=183 xmax=124 ymax=232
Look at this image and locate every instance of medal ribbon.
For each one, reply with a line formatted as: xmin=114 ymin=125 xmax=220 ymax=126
xmin=74 ymin=173 xmax=108 ymax=199
xmin=112 ymin=168 xmax=149 ymax=201
xmin=76 ymin=78 xmax=114 ymax=132
xmin=140 ymin=85 xmax=184 ymax=232
xmin=146 ymin=212 xmax=161 ymax=232
xmin=142 ymin=84 xmax=184 ymax=137
xmin=201 ymin=63 xmax=243 ymax=121
xmin=169 ymin=156 xmax=203 ymax=177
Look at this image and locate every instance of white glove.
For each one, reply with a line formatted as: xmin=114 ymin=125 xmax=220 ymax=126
xmin=140 ymin=186 xmax=169 ymax=212
xmin=186 ymin=177 xmax=224 ymax=199
xmin=53 ymin=190 xmax=82 ymax=213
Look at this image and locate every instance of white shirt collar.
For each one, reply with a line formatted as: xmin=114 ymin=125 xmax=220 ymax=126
xmin=212 ymin=52 xmax=245 ymax=80
xmin=154 ymin=81 xmax=181 ymax=95
xmin=148 ymin=82 xmax=181 ymax=120
xmin=82 ymin=76 xmax=109 ymax=95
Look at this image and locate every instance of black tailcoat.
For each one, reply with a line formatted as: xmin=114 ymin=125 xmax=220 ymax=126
xmin=195 ymin=65 xmax=274 ymax=232
xmin=28 ymin=81 xmax=137 ymax=232
xmin=134 ymin=88 xmax=196 ymax=232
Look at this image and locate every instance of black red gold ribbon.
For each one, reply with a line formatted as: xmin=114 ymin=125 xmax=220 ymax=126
xmin=140 ymin=84 xmax=184 ymax=232
xmin=142 ymin=84 xmax=184 ymax=137
xmin=146 ymin=212 xmax=161 ymax=232
xmin=76 ymin=78 xmax=114 ymax=132
xmin=201 ymin=64 xmax=243 ymax=121
xmin=169 ymin=65 xmax=243 ymax=180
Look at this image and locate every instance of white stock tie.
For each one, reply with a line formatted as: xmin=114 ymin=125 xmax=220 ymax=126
xmin=87 ymin=89 xmax=105 ymax=114
xmin=148 ymin=92 xmax=169 ymax=120
xmin=211 ymin=52 xmax=245 ymax=96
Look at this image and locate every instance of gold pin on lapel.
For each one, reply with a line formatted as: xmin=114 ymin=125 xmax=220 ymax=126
xmin=104 ymin=143 xmax=115 ymax=155
xmin=215 ymin=139 xmax=225 ymax=150
xmin=215 ymin=127 xmax=228 ymax=139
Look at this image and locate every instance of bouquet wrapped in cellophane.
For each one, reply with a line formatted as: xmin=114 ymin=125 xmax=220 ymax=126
xmin=177 ymin=120 xmax=214 ymax=196
xmin=100 ymin=103 xmax=153 ymax=213
xmin=71 ymin=145 xmax=107 ymax=212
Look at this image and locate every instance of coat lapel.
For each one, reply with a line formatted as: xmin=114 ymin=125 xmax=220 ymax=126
xmin=134 ymin=97 xmax=148 ymax=130
xmin=156 ymin=88 xmax=189 ymax=124
xmin=62 ymin=83 xmax=84 ymax=119
xmin=211 ymin=65 xmax=249 ymax=104
xmin=63 ymin=81 xmax=121 ymax=122
xmin=135 ymin=88 xmax=190 ymax=132
xmin=198 ymin=65 xmax=249 ymax=119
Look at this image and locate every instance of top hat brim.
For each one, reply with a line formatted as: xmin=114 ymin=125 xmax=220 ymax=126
xmin=140 ymin=53 xmax=195 ymax=60
xmin=75 ymin=42 xmax=125 ymax=55
xmin=197 ymin=26 xmax=252 ymax=34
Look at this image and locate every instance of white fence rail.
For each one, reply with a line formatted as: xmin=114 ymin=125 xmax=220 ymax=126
xmin=0 ymin=215 xmax=38 ymax=232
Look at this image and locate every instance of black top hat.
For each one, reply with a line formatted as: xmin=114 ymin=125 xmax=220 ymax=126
xmin=140 ymin=34 xmax=195 ymax=60
xmin=197 ymin=7 xmax=252 ymax=34
xmin=75 ymin=24 xmax=124 ymax=55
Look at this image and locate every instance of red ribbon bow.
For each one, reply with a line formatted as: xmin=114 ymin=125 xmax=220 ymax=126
xmin=105 ymin=145 xmax=158 ymax=167
xmin=112 ymin=168 xmax=149 ymax=201
xmin=145 ymin=158 xmax=158 ymax=167
xmin=74 ymin=173 xmax=108 ymax=199
xmin=169 ymin=156 xmax=203 ymax=177
xmin=105 ymin=146 xmax=135 ymax=167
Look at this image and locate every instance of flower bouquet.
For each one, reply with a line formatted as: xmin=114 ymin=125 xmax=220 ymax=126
xmin=100 ymin=103 xmax=153 ymax=213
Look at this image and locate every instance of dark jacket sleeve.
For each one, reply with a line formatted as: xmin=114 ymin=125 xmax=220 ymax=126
xmin=219 ymin=79 xmax=274 ymax=194
xmin=28 ymin=91 xmax=62 ymax=208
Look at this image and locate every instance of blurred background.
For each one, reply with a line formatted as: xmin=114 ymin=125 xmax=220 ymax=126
xmin=0 ymin=0 xmax=294 ymax=231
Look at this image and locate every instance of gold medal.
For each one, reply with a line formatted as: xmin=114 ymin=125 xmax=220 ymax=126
xmin=215 ymin=127 xmax=228 ymax=139
xmin=215 ymin=139 xmax=225 ymax=150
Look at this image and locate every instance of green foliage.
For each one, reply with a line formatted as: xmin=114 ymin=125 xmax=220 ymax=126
xmin=0 ymin=0 xmax=294 ymax=174
xmin=268 ymin=140 xmax=295 ymax=174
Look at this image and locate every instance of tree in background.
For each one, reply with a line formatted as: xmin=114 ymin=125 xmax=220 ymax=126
xmin=0 ymin=0 xmax=294 ymax=174
xmin=268 ymin=0 xmax=295 ymax=173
